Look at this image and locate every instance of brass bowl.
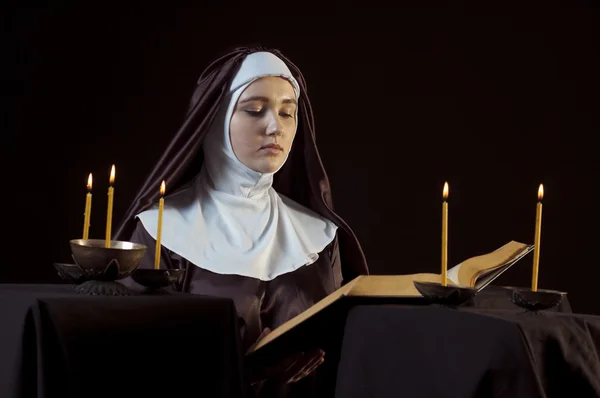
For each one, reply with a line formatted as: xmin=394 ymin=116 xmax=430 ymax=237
xmin=69 ymin=239 xmax=147 ymax=280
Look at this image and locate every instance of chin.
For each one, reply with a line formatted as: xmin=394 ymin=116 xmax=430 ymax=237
xmin=253 ymin=160 xmax=284 ymax=174
xmin=256 ymin=165 xmax=281 ymax=174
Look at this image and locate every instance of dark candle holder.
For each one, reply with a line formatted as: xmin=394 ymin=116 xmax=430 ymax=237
xmin=54 ymin=239 xmax=147 ymax=296
xmin=129 ymin=268 xmax=186 ymax=295
xmin=413 ymin=281 xmax=479 ymax=308
xmin=504 ymin=286 xmax=566 ymax=312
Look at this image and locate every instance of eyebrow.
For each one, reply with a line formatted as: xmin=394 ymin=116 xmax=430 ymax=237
xmin=238 ymin=96 xmax=297 ymax=105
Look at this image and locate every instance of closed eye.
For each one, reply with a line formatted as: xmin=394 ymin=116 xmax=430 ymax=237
xmin=244 ymin=109 xmax=263 ymax=117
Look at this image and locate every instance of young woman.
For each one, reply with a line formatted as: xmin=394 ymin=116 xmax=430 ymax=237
xmin=116 ymin=47 xmax=369 ymax=397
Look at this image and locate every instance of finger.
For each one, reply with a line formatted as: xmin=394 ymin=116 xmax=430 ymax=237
xmin=299 ymin=355 xmax=321 ymax=374
xmin=282 ymin=348 xmax=325 ymax=383
xmin=299 ymin=355 xmax=325 ymax=381
xmin=307 ymin=348 xmax=325 ymax=361
xmin=299 ymin=348 xmax=324 ymax=369
xmin=289 ymin=359 xmax=323 ymax=384
xmin=285 ymin=353 xmax=311 ymax=375
xmin=285 ymin=353 xmax=322 ymax=383
xmin=282 ymin=351 xmax=305 ymax=372
xmin=305 ymin=356 xmax=325 ymax=375
xmin=257 ymin=327 xmax=272 ymax=340
xmin=249 ymin=327 xmax=273 ymax=355
xmin=283 ymin=354 xmax=318 ymax=383
xmin=299 ymin=349 xmax=324 ymax=372
xmin=262 ymin=350 xmax=303 ymax=381
xmin=288 ymin=369 xmax=312 ymax=384
xmin=284 ymin=365 xmax=308 ymax=383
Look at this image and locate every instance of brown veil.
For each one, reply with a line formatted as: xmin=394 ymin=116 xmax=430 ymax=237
xmin=114 ymin=46 xmax=368 ymax=282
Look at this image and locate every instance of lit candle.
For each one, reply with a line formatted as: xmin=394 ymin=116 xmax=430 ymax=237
xmin=82 ymin=173 xmax=93 ymax=240
xmin=531 ymin=184 xmax=544 ymax=291
xmin=441 ymin=181 xmax=449 ymax=286
xmin=154 ymin=180 xmax=166 ymax=270
xmin=105 ymin=165 xmax=115 ymax=248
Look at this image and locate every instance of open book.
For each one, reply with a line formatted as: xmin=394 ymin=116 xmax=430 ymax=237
xmin=248 ymin=240 xmax=533 ymax=354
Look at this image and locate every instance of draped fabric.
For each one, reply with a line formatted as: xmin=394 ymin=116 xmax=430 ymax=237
xmin=114 ymin=46 xmax=368 ymax=282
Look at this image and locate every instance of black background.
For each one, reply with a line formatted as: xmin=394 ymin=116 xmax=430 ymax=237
xmin=3 ymin=3 xmax=598 ymax=314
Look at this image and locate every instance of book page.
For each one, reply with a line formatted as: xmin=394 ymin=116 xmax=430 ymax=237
xmin=456 ymin=241 xmax=531 ymax=287
xmin=447 ymin=264 xmax=461 ymax=285
xmin=473 ymin=244 xmax=533 ymax=289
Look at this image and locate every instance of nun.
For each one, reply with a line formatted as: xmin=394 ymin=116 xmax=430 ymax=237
xmin=115 ymin=46 xmax=369 ymax=397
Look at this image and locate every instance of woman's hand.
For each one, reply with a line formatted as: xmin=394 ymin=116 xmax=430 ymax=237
xmin=276 ymin=346 xmax=325 ymax=384
xmin=248 ymin=328 xmax=326 ymax=385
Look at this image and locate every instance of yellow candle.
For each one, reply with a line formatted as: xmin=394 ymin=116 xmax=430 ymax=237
xmin=105 ymin=165 xmax=115 ymax=248
xmin=441 ymin=182 xmax=449 ymax=286
xmin=154 ymin=180 xmax=166 ymax=269
xmin=82 ymin=173 xmax=93 ymax=239
xmin=531 ymin=184 xmax=544 ymax=291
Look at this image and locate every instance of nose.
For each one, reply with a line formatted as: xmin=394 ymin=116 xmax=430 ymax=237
xmin=265 ymin=112 xmax=284 ymax=136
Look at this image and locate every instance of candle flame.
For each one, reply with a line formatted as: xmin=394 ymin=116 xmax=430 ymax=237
xmin=160 ymin=180 xmax=166 ymax=196
xmin=538 ymin=184 xmax=544 ymax=201
xmin=87 ymin=173 xmax=93 ymax=191
xmin=109 ymin=165 xmax=115 ymax=185
xmin=443 ymin=181 xmax=449 ymax=200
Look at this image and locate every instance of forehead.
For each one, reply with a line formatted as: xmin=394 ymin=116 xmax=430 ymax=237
xmin=239 ymin=76 xmax=296 ymax=100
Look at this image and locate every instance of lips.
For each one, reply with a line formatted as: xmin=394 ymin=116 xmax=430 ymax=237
xmin=261 ymin=144 xmax=283 ymax=151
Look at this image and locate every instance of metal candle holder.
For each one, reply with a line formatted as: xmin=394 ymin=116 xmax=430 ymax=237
xmin=504 ymin=286 xmax=566 ymax=312
xmin=54 ymin=239 xmax=147 ymax=296
xmin=129 ymin=268 xmax=186 ymax=295
xmin=413 ymin=281 xmax=479 ymax=307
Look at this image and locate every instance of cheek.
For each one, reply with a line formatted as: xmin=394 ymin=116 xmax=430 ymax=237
xmin=230 ymin=117 xmax=252 ymax=146
xmin=284 ymin=122 xmax=297 ymax=149
xmin=229 ymin=117 xmax=249 ymax=158
xmin=229 ymin=116 xmax=266 ymax=163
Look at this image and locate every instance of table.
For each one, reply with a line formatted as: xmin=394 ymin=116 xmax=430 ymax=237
xmin=1 ymin=283 xmax=585 ymax=398
xmin=335 ymin=305 xmax=600 ymax=398
xmin=0 ymin=284 xmax=248 ymax=398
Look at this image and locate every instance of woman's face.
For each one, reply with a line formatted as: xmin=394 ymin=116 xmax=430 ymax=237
xmin=229 ymin=76 xmax=297 ymax=173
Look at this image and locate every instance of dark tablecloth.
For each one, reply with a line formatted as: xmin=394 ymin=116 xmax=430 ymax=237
xmin=0 ymin=284 xmax=248 ymax=398
xmin=335 ymin=305 xmax=600 ymax=398
xmin=0 ymin=282 xmax=580 ymax=398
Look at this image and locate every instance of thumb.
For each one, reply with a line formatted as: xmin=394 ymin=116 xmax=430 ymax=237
xmin=245 ymin=327 xmax=274 ymax=356
xmin=261 ymin=327 xmax=272 ymax=337
xmin=256 ymin=327 xmax=272 ymax=342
